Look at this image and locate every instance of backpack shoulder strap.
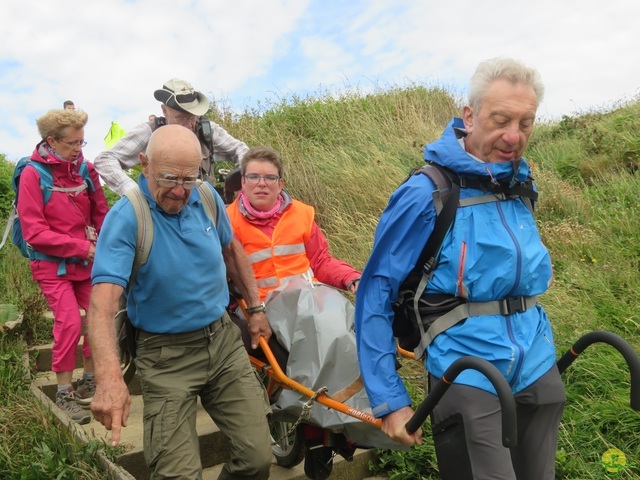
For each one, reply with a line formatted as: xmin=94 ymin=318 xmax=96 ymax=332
xmin=457 ymin=175 xmax=537 ymax=214
xmin=123 ymin=187 xmax=154 ymax=291
xmin=393 ymin=163 xmax=461 ymax=358
xmin=77 ymin=161 xmax=96 ymax=192
xmin=410 ymin=163 xmax=460 ymax=276
xmin=121 ymin=183 xmax=216 ymax=291
xmin=35 ymin=161 xmax=94 ymax=198
xmin=26 ymin=161 xmax=55 ymax=204
xmin=196 ymin=181 xmax=218 ymax=227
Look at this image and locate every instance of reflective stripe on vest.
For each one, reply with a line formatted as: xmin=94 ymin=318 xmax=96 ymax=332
xmin=248 ymin=242 xmax=306 ymax=264
xmin=274 ymin=243 xmax=306 ymax=255
xmin=256 ymin=276 xmax=279 ymax=288
xmin=248 ymin=248 xmax=273 ymax=263
xmin=256 ymin=268 xmax=314 ymax=290
xmin=227 ymin=198 xmax=316 ymax=300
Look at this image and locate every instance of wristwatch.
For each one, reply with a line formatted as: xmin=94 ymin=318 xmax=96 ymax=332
xmin=246 ymin=302 xmax=266 ymax=315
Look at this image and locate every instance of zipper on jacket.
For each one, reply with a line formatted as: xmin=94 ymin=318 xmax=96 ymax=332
xmin=496 ymin=202 xmax=526 ymax=386
xmin=497 ymin=203 xmax=522 ymax=297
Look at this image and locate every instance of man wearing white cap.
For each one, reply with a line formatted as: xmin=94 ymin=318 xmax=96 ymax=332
xmin=94 ymin=78 xmax=249 ymax=196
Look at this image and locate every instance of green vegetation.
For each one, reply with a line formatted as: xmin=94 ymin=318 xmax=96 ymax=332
xmin=0 ymin=336 xmax=111 ymax=478
xmin=1 ymin=84 xmax=639 ymax=478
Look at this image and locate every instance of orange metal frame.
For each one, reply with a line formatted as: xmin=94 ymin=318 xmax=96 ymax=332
xmin=239 ymin=299 xmax=383 ymax=428
xmin=240 ymin=299 xmax=420 ymax=429
xmin=250 ymin=337 xmax=381 ymax=427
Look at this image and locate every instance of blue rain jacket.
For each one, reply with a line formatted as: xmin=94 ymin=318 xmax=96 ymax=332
xmin=355 ymin=118 xmax=556 ymax=418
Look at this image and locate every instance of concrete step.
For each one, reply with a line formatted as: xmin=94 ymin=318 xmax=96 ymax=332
xmin=202 ymin=449 xmax=377 ymax=480
xmin=28 ymin=343 xmax=382 ymax=480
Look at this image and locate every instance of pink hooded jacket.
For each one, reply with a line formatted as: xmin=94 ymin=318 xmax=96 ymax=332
xmin=16 ymin=141 xmax=109 ymax=279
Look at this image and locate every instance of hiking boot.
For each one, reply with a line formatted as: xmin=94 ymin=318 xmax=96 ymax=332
xmin=75 ymin=376 xmax=96 ymax=406
xmin=303 ymin=445 xmax=334 ymax=480
xmin=55 ymin=388 xmax=91 ymax=425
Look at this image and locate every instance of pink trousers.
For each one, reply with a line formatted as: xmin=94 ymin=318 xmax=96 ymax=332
xmin=34 ymin=263 xmax=92 ymax=373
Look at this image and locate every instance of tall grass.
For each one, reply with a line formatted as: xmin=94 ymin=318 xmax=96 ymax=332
xmin=1 ymin=84 xmax=639 ymax=478
xmin=212 ymin=84 xmax=458 ymax=268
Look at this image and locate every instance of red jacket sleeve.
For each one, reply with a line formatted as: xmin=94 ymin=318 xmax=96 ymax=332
xmin=305 ymin=222 xmax=360 ymax=289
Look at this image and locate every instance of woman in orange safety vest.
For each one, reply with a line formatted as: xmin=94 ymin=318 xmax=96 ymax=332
xmin=226 ymin=146 xmax=361 ymax=478
xmin=226 ymin=146 xmax=360 ymax=301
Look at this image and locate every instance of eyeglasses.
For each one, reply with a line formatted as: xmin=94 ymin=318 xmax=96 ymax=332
xmin=152 ymin=173 xmax=199 ymax=190
xmin=243 ymin=174 xmax=281 ymax=185
xmin=60 ymin=139 xmax=87 ymax=148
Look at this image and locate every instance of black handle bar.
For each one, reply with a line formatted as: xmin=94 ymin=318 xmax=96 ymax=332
xmin=405 ymin=356 xmax=517 ymax=448
xmin=556 ymin=330 xmax=640 ymax=411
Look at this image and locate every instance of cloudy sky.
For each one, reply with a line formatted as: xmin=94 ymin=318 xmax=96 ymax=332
xmin=1 ymin=0 xmax=638 ymax=163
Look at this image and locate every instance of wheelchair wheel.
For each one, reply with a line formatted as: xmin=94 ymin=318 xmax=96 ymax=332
xmin=269 ymin=414 xmax=305 ymax=468
xmin=115 ymin=310 xmax=136 ymax=384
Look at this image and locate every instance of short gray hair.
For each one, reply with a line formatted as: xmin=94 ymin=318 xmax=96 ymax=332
xmin=468 ymin=57 xmax=544 ymax=111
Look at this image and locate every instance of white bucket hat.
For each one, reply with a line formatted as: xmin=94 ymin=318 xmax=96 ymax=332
xmin=153 ymin=78 xmax=210 ymax=116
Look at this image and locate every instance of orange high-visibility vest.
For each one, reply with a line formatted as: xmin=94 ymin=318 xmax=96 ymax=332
xmin=227 ymin=198 xmax=317 ymax=301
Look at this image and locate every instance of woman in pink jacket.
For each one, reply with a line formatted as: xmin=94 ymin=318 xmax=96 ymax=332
xmin=17 ymin=109 xmax=109 ymax=424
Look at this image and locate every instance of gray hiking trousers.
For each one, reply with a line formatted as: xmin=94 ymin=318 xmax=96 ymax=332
xmin=430 ymin=365 xmax=566 ymax=480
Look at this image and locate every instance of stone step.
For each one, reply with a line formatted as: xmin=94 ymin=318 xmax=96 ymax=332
xmin=202 ymin=449 xmax=377 ymax=480
xmin=30 ymin=343 xmax=143 ymax=397
xmin=30 ymin=342 xmax=85 ymax=373
xmin=28 ymin=343 xmax=382 ymax=480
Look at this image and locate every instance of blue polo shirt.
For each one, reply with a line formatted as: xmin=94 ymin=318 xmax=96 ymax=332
xmin=92 ymin=176 xmax=233 ymax=333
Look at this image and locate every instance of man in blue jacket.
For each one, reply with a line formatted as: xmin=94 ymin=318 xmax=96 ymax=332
xmin=355 ymin=57 xmax=565 ymax=480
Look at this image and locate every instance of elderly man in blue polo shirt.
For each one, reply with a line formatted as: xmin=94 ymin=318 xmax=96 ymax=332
xmin=87 ymin=125 xmax=272 ymax=480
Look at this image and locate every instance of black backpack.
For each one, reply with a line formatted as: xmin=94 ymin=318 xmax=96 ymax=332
xmin=391 ymin=162 xmax=538 ymax=354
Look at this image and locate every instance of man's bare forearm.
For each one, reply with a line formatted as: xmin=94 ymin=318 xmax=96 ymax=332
xmin=223 ymin=238 xmax=271 ymax=347
xmin=223 ymin=238 xmax=261 ymax=307
xmin=87 ymin=283 xmax=125 ymax=379
xmin=87 ymin=282 xmax=131 ymax=445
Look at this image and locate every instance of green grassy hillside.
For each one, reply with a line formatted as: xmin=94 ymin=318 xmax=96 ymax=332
xmin=1 ymin=85 xmax=639 ymax=478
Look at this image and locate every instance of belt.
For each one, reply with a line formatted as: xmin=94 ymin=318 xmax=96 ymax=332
xmin=137 ymin=313 xmax=228 ymax=347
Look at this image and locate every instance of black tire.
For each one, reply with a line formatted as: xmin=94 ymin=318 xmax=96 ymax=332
xmin=270 ymin=415 xmax=305 ymax=468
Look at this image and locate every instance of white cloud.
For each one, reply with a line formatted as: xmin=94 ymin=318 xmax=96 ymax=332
xmin=0 ymin=0 xmax=638 ymax=163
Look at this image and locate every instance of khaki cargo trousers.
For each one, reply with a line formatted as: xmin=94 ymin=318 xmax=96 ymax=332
xmin=135 ymin=313 xmax=272 ymax=480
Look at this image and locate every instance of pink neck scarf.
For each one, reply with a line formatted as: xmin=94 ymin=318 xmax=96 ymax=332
xmin=239 ymin=191 xmax=283 ymax=219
